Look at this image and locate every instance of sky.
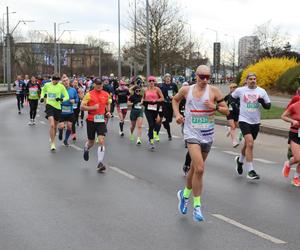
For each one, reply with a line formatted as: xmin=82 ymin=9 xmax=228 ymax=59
xmin=1 ymin=0 xmax=300 ymax=58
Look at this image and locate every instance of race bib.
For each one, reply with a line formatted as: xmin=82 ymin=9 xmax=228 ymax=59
xmin=73 ymin=103 xmax=78 ymax=109
xmin=94 ymin=114 xmax=105 ymax=123
xmin=298 ymin=128 xmax=300 ymax=138
xmin=48 ymin=93 xmax=56 ymax=100
xmin=246 ymin=102 xmax=259 ymax=112
xmin=62 ymin=106 xmax=72 ymax=113
xmin=148 ymin=104 xmax=157 ymax=111
xmin=191 ymin=114 xmax=214 ymax=130
xmin=134 ymin=103 xmax=142 ymax=109
xmin=168 ymin=90 xmax=173 ymax=97
xmin=120 ymin=103 xmax=128 ymax=110
xmin=29 ymin=89 xmax=38 ymax=96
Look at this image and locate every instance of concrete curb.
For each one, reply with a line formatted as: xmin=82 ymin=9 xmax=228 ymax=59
xmin=215 ymin=117 xmax=289 ymax=138
xmin=0 ymin=91 xmax=15 ymax=97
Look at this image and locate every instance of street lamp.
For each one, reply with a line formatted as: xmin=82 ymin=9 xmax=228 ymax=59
xmin=179 ymin=20 xmax=192 ymax=67
xmin=146 ymin=0 xmax=150 ymax=77
xmin=57 ymin=21 xmax=70 ymax=76
xmin=225 ymin=33 xmax=236 ymax=79
xmin=98 ymin=29 xmax=110 ymax=77
xmin=118 ymin=0 xmax=121 ymax=79
xmin=206 ymin=27 xmax=219 ymax=83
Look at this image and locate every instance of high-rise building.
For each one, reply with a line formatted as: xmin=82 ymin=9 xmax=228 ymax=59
xmin=238 ymin=36 xmax=260 ymax=68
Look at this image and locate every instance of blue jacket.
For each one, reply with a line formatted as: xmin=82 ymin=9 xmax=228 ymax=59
xmin=61 ymin=87 xmax=79 ymax=115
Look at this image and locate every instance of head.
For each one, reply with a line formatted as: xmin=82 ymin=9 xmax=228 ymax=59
xmin=182 ymin=81 xmax=189 ymax=87
xmin=73 ymin=79 xmax=78 ymax=88
xmin=195 ymin=65 xmax=211 ymax=86
xmin=52 ymin=74 xmax=60 ymax=85
xmin=246 ymin=72 xmax=257 ymax=88
xmin=102 ymin=76 xmax=109 ymax=85
xmin=25 ymin=75 xmax=29 ymax=80
xmin=164 ymin=73 xmax=171 ymax=84
xmin=147 ymin=75 xmax=156 ymax=87
xmin=94 ymin=78 xmax=103 ymax=91
xmin=229 ymin=83 xmax=238 ymax=93
xmin=119 ymin=80 xmax=126 ymax=88
xmin=62 ymin=77 xmax=70 ymax=88
xmin=30 ymin=76 xmax=36 ymax=83
xmin=16 ymin=75 xmax=22 ymax=81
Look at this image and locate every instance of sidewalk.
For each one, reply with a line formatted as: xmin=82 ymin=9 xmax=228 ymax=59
xmin=215 ymin=117 xmax=289 ymax=138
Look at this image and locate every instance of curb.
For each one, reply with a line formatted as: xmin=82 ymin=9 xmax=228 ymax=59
xmin=0 ymin=91 xmax=15 ymax=97
xmin=215 ymin=117 xmax=288 ymax=138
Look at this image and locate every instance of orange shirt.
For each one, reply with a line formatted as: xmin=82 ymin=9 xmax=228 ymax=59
xmin=82 ymin=89 xmax=109 ymax=122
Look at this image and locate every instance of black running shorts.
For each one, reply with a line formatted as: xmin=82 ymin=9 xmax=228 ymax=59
xmin=239 ymin=121 xmax=260 ymax=140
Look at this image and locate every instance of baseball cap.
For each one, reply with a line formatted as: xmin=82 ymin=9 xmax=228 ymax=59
xmin=94 ymin=78 xmax=103 ymax=85
xmin=147 ymin=75 xmax=156 ymax=82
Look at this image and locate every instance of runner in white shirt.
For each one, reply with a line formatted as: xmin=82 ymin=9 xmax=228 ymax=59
xmin=231 ymin=73 xmax=271 ymax=180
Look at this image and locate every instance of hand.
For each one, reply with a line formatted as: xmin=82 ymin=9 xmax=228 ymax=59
xmin=257 ymin=98 xmax=264 ymax=104
xmin=291 ymin=120 xmax=299 ymax=127
xmin=204 ymin=100 xmax=216 ymax=110
xmin=70 ymin=99 xmax=75 ymax=104
xmin=92 ymin=104 xmax=99 ymax=110
xmin=55 ymin=97 xmax=63 ymax=102
xmin=106 ymin=112 xmax=112 ymax=118
xmin=40 ymin=98 xmax=44 ymax=103
xmin=175 ymin=114 xmax=185 ymax=124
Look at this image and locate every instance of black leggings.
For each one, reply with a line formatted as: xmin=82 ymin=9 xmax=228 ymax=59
xmin=16 ymin=94 xmax=24 ymax=111
xmin=72 ymin=108 xmax=80 ymax=133
xmin=29 ymin=99 xmax=38 ymax=119
xmin=145 ymin=110 xmax=158 ymax=141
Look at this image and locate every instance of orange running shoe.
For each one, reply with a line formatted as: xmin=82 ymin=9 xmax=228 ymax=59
xmin=282 ymin=161 xmax=291 ymax=178
xmin=291 ymin=177 xmax=300 ymax=187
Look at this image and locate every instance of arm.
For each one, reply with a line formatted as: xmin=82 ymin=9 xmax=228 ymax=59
xmin=258 ymin=90 xmax=271 ymax=109
xmin=204 ymin=87 xmax=229 ymax=115
xmin=80 ymin=93 xmax=98 ymax=111
xmin=281 ymin=107 xmax=299 ymax=127
xmin=62 ymin=86 xmax=69 ymax=102
xmin=156 ymin=87 xmax=164 ymax=102
xmin=172 ymin=86 xmax=188 ymax=124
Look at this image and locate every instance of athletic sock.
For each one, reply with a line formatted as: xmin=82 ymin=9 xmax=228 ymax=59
xmin=239 ymin=154 xmax=245 ymax=163
xmin=119 ymin=121 xmax=124 ymax=132
xmin=183 ymin=187 xmax=192 ymax=199
xmin=245 ymin=161 xmax=254 ymax=172
xmin=193 ymin=196 xmax=201 ymax=208
xmin=155 ymin=124 xmax=161 ymax=134
xmin=97 ymin=146 xmax=105 ymax=163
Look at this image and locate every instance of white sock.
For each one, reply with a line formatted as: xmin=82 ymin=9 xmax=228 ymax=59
xmin=239 ymin=154 xmax=245 ymax=163
xmin=97 ymin=146 xmax=105 ymax=163
xmin=245 ymin=161 xmax=254 ymax=172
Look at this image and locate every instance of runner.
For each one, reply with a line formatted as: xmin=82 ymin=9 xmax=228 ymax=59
xmin=78 ymin=78 xmax=86 ymax=127
xmin=232 ymin=73 xmax=271 ymax=180
xmin=143 ymin=76 xmax=164 ymax=150
xmin=80 ymin=78 xmax=111 ymax=172
xmin=24 ymin=74 xmax=30 ymax=106
xmin=13 ymin=75 xmax=26 ymax=114
xmin=154 ymin=73 xmax=178 ymax=141
xmin=71 ymin=79 xmax=84 ymax=140
xmin=173 ymin=65 xmax=229 ymax=222
xmin=115 ymin=80 xmax=130 ymax=137
xmin=128 ymin=83 xmax=144 ymax=145
xmin=40 ymin=74 xmax=69 ymax=151
xmin=281 ymin=96 xmax=300 ymax=187
xmin=224 ymin=83 xmax=240 ymax=147
xmin=58 ymin=78 xmax=79 ymax=146
xmin=26 ymin=76 xmax=41 ymax=125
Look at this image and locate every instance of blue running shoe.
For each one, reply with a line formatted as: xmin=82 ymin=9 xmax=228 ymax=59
xmin=193 ymin=206 xmax=204 ymax=222
xmin=83 ymin=146 xmax=89 ymax=161
xmin=177 ymin=190 xmax=188 ymax=214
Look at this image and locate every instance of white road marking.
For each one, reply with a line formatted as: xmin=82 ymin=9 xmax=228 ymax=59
xmin=39 ymin=121 xmax=46 ymax=125
xmin=172 ymin=135 xmax=181 ymax=139
xmin=223 ymin=150 xmax=239 ymax=156
xmin=109 ymin=166 xmax=135 ymax=180
xmin=36 ymin=114 xmax=40 ymax=117
xmin=211 ymin=214 xmax=286 ymax=244
xmin=211 ymin=146 xmax=217 ymax=149
xmin=69 ymin=144 xmax=83 ymax=151
xmin=253 ymin=158 xmax=276 ymax=164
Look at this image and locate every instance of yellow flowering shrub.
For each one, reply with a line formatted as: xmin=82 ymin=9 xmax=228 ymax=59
xmin=240 ymin=57 xmax=298 ymax=89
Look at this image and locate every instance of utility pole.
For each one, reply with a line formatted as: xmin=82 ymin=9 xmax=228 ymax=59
xmin=133 ymin=0 xmax=137 ymax=77
xmin=6 ymin=6 xmax=11 ymax=91
xmin=146 ymin=0 xmax=150 ymax=77
xmin=118 ymin=0 xmax=121 ymax=79
xmin=54 ymin=22 xmax=57 ymax=74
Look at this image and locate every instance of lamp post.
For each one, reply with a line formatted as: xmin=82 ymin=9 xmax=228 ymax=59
xmin=98 ymin=29 xmax=110 ymax=77
xmin=146 ymin=0 xmax=150 ymax=77
xmin=57 ymin=21 xmax=70 ymax=76
xmin=225 ymin=33 xmax=236 ymax=79
xmin=179 ymin=20 xmax=192 ymax=67
xmin=206 ymin=27 xmax=219 ymax=83
xmin=118 ymin=0 xmax=121 ymax=79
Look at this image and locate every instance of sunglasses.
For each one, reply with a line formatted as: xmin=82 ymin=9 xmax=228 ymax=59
xmin=149 ymin=80 xmax=155 ymax=82
xmin=197 ymin=74 xmax=210 ymax=80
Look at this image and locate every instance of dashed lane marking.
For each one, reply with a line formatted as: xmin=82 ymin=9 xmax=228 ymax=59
xmin=253 ymin=158 xmax=276 ymax=164
xmin=211 ymin=214 xmax=286 ymax=244
xmin=109 ymin=166 xmax=135 ymax=180
xmin=39 ymin=121 xmax=46 ymax=125
xmin=223 ymin=150 xmax=239 ymax=156
xmin=69 ymin=144 xmax=83 ymax=151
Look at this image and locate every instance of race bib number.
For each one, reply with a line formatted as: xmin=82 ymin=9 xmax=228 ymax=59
xmin=134 ymin=103 xmax=142 ymax=109
xmin=191 ymin=114 xmax=214 ymax=130
xmin=168 ymin=90 xmax=173 ymax=97
xmin=159 ymin=106 xmax=162 ymax=112
xmin=94 ymin=114 xmax=105 ymax=123
xmin=29 ymin=89 xmax=38 ymax=96
xmin=48 ymin=93 xmax=56 ymax=100
xmin=120 ymin=103 xmax=127 ymax=109
xmin=298 ymin=128 xmax=300 ymax=138
xmin=148 ymin=104 xmax=157 ymax=111
xmin=246 ymin=102 xmax=259 ymax=112
xmin=62 ymin=106 xmax=71 ymax=113
xmin=73 ymin=103 xmax=78 ymax=109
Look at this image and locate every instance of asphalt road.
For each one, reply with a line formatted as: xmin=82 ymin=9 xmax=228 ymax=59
xmin=0 ymin=97 xmax=299 ymax=250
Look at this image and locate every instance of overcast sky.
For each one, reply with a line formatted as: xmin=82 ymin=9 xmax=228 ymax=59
xmin=1 ymin=0 xmax=300 ymax=55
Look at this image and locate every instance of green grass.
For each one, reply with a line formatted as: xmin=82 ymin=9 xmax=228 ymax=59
xmin=216 ymin=105 xmax=285 ymax=119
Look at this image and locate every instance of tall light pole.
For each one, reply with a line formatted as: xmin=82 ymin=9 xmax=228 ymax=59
xmin=146 ymin=0 xmax=150 ymax=77
xmin=98 ymin=29 xmax=110 ymax=77
xmin=133 ymin=0 xmax=137 ymax=77
xmin=54 ymin=22 xmax=57 ymax=74
xmin=118 ymin=0 xmax=121 ymax=79
xmin=179 ymin=20 xmax=192 ymax=66
xmin=57 ymin=21 xmax=70 ymax=76
xmin=206 ymin=27 xmax=219 ymax=83
xmin=225 ymin=33 xmax=236 ymax=79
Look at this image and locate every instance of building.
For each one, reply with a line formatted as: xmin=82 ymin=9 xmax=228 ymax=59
xmin=238 ymin=36 xmax=260 ymax=68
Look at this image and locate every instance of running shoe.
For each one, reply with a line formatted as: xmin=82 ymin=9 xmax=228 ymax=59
xmin=177 ymin=190 xmax=188 ymax=215
xmin=58 ymin=129 xmax=63 ymax=141
xmin=282 ymin=161 xmax=291 ymax=178
xmin=50 ymin=143 xmax=56 ymax=151
xmin=234 ymin=156 xmax=243 ymax=175
xmin=119 ymin=130 xmax=124 ymax=137
xmin=168 ymin=135 xmax=172 ymax=141
xmin=97 ymin=162 xmax=106 ymax=172
xmin=183 ymin=165 xmax=190 ymax=176
xmin=28 ymin=120 xmax=33 ymax=126
xmin=32 ymin=119 xmax=36 ymax=125
xmin=193 ymin=206 xmax=204 ymax=222
xmin=130 ymin=134 xmax=134 ymax=142
xmin=149 ymin=139 xmax=155 ymax=150
xmin=80 ymin=120 xmax=84 ymax=127
xmin=18 ymin=111 xmax=21 ymax=114
xmin=83 ymin=146 xmax=89 ymax=161
xmin=136 ymin=137 xmax=142 ymax=145
xmin=63 ymin=140 xmax=69 ymax=146
xmin=291 ymin=177 xmax=300 ymax=187
xmin=72 ymin=133 xmax=77 ymax=141
xmin=153 ymin=131 xmax=160 ymax=142
xmin=232 ymin=141 xmax=239 ymax=148
xmin=247 ymin=170 xmax=260 ymax=180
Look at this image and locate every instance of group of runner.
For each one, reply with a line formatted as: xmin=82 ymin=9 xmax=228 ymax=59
xmin=13 ymin=64 xmax=300 ymax=223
